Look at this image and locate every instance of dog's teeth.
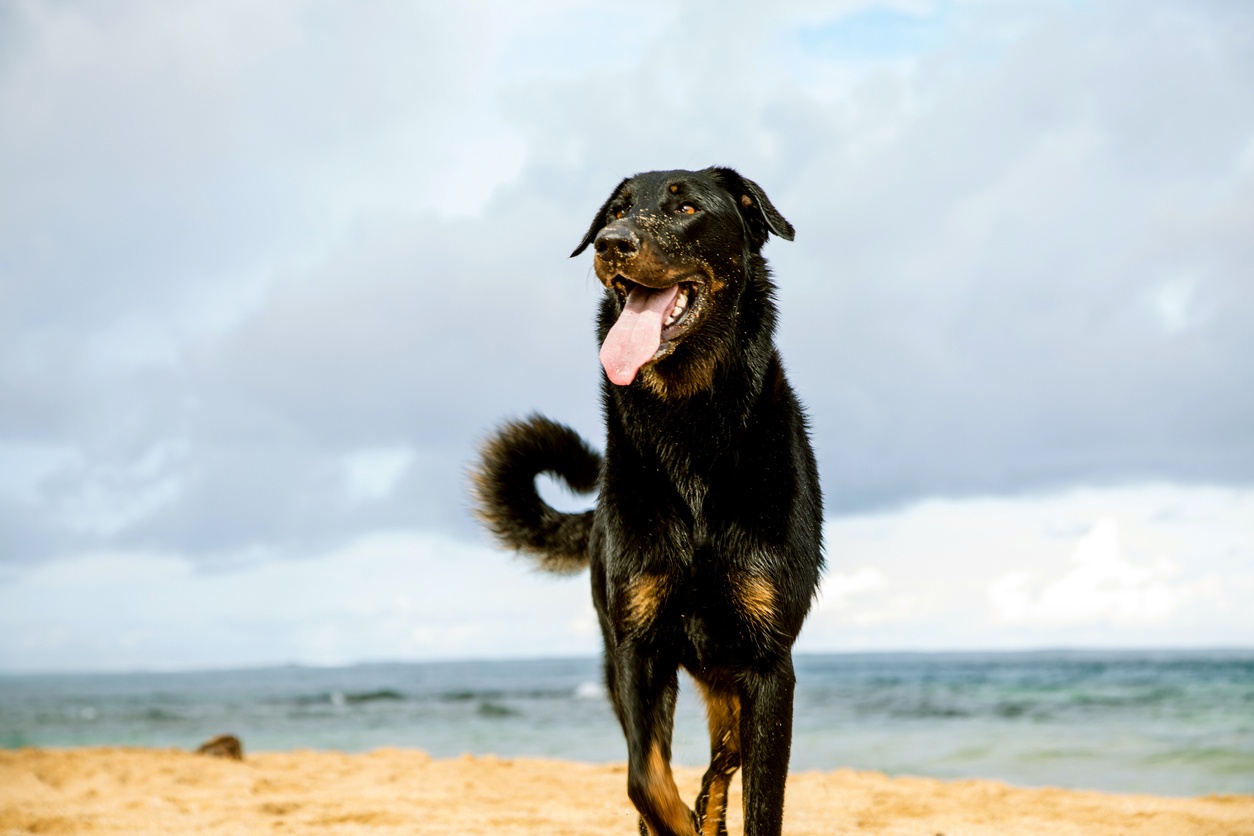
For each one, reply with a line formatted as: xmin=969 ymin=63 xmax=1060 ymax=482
xmin=663 ymin=287 xmax=691 ymax=328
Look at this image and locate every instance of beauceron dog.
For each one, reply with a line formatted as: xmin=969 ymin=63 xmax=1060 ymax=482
xmin=473 ymin=167 xmax=823 ymax=836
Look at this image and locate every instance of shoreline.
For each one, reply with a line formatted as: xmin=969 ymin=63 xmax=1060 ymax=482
xmin=3 ymin=747 xmax=1252 ymax=835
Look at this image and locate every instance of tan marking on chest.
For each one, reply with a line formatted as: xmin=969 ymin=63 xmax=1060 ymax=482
xmin=735 ymin=574 xmax=777 ymax=625
xmin=623 ymin=573 xmax=667 ymax=630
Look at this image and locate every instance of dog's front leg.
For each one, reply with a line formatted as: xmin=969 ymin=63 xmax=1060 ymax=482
xmin=692 ymin=676 xmax=741 ymax=836
xmin=738 ymin=655 xmax=796 ymax=836
xmin=616 ymin=646 xmax=698 ymax=836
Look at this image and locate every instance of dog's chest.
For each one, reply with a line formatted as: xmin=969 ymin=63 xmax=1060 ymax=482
xmin=673 ymin=469 xmax=709 ymax=528
xmin=672 ymin=572 xmax=782 ymax=669
xmin=651 ymin=434 xmax=716 ymax=519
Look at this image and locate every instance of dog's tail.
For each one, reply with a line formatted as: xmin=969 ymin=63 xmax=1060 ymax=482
xmin=471 ymin=415 xmax=601 ymax=574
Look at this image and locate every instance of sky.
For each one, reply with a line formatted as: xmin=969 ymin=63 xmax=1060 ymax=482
xmin=1 ymin=0 xmax=1252 ymax=671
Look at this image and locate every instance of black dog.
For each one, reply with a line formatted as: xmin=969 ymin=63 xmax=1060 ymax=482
xmin=473 ymin=168 xmax=823 ymax=836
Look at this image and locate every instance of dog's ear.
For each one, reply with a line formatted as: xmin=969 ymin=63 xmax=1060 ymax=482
xmin=704 ymin=167 xmax=795 ymax=250
xmin=570 ymin=177 xmax=631 ymax=258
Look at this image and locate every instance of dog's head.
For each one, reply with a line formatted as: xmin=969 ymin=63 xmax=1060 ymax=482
xmin=571 ymin=168 xmax=794 ymax=398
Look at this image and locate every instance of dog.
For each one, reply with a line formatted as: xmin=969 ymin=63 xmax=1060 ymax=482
xmin=473 ymin=167 xmax=823 ymax=836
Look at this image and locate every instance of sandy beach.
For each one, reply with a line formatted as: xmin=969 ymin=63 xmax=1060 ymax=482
xmin=2 ymin=747 xmax=1251 ymax=835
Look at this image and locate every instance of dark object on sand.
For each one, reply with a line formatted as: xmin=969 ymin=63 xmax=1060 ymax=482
xmin=196 ymin=734 xmax=244 ymax=760
xmin=474 ymin=168 xmax=822 ymax=836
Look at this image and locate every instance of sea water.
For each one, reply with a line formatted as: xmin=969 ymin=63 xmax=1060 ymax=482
xmin=2 ymin=651 xmax=1251 ymax=797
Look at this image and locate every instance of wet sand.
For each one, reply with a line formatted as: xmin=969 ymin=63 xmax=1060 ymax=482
xmin=2 ymin=746 xmax=1251 ymax=835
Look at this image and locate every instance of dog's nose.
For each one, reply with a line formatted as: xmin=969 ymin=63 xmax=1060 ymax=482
xmin=594 ymin=226 xmax=639 ymax=258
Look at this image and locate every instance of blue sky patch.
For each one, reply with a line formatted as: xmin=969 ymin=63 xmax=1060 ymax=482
xmin=794 ymin=2 xmax=954 ymax=63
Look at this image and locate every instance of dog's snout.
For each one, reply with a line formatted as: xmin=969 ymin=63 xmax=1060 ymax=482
xmin=594 ymin=226 xmax=639 ymax=258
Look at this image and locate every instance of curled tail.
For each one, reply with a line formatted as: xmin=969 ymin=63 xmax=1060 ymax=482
xmin=471 ymin=415 xmax=601 ymax=573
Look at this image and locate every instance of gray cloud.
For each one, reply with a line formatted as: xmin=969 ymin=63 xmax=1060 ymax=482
xmin=1 ymin=0 xmax=1251 ymax=566
xmin=778 ymin=1 xmax=1254 ymax=508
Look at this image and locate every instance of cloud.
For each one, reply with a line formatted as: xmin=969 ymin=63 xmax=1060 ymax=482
xmin=3 ymin=483 xmax=1249 ymax=670
xmin=343 ymin=447 xmax=416 ymax=504
xmin=1149 ymin=276 xmax=1204 ymax=336
xmin=799 ymin=483 xmax=1254 ymax=652
xmin=0 ymin=0 xmax=1252 ymax=571
xmin=0 ymin=529 xmax=599 ymax=671
xmin=822 ymin=567 xmax=888 ymax=602
xmin=815 ymin=567 xmax=908 ymax=627
xmin=987 ymin=518 xmax=1192 ymax=625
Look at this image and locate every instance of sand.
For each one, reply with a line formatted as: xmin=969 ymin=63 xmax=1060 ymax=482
xmin=2 ymin=747 xmax=1251 ymax=835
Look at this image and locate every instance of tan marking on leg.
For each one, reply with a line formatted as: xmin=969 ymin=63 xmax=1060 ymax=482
xmin=701 ymin=780 xmax=728 ymax=833
xmin=735 ymin=574 xmax=777 ymax=626
xmin=624 ymin=574 xmax=666 ymax=631
xmin=643 ymin=742 xmax=697 ymax=836
xmin=694 ymin=680 xmax=741 ymax=748
xmin=693 ymin=679 xmax=741 ymax=836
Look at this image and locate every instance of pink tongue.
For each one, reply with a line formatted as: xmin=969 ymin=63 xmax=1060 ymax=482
xmin=600 ymin=284 xmax=681 ymax=386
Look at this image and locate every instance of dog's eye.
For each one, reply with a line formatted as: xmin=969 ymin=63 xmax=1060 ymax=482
xmin=614 ymin=210 xmax=624 ymax=219
xmin=679 ymin=203 xmax=697 ymax=215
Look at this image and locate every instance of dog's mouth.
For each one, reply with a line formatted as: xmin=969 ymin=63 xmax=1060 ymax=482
xmin=610 ymin=277 xmax=699 ymax=332
xmin=600 ymin=277 xmax=705 ymax=386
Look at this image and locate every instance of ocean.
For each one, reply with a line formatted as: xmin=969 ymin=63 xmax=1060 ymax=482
xmin=2 ymin=650 xmax=1251 ymax=797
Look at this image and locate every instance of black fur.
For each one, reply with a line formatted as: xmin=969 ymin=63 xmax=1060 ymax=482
xmin=473 ymin=168 xmax=823 ymax=836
